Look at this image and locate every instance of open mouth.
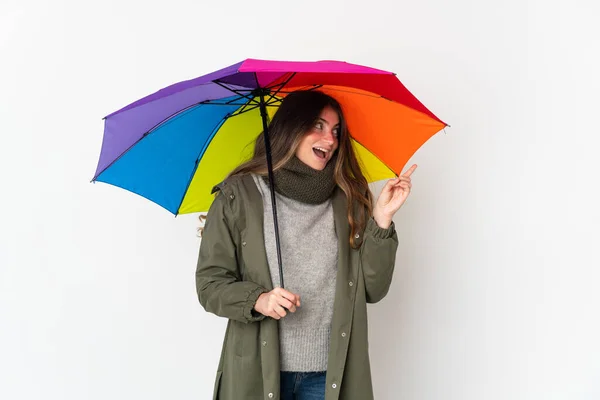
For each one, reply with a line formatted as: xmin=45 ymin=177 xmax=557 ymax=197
xmin=313 ymin=147 xmax=329 ymax=160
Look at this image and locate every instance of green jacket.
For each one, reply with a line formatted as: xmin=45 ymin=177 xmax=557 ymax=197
xmin=195 ymin=174 xmax=398 ymax=400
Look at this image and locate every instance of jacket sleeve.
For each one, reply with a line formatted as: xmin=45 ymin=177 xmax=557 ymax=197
xmin=360 ymin=217 xmax=399 ymax=303
xmin=195 ymin=191 xmax=268 ymax=323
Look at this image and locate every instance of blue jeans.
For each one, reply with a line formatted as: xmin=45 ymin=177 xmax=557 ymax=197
xmin=280 ymin=371 xmax=326 ymax=400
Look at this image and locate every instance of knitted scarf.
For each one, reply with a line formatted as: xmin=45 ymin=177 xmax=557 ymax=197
xmin=263 ymin=155 xmax=337 ymax=204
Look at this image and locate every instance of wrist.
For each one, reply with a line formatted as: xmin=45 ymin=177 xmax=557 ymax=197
xmin=372 ymin=211 xmax=392 ymax=229
xmin=254 ymin=293 xmax=266 ymax=314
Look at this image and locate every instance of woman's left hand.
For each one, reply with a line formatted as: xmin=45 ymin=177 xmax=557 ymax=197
xmin=373 ymin=164 xmax=417 ymax=229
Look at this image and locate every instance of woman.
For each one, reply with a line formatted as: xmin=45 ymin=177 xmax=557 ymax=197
xmin=195 ymin=90 xmax=415 ymax=400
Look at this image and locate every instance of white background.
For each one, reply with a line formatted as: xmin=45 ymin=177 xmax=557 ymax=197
xmin=1 ymin=0 xmax=599 ymax=399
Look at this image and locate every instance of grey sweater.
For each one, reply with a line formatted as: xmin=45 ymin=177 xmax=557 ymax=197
xmin=252 ymin=174 xmax=338 ymax=372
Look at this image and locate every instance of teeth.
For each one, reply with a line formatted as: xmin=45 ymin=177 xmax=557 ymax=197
xmin=314 ymin=147 xmax=329 ymax=152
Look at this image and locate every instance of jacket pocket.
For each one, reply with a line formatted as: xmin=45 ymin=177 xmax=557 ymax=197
xmin=213 ymin=370 xmax=223 ymax=400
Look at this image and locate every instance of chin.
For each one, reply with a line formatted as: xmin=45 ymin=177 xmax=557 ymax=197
xmin=297 ymin=153 xmax=330 ymax=170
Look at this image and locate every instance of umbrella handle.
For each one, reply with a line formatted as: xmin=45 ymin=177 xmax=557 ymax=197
xmin=259 ymin=91 xmax=285 ymax=289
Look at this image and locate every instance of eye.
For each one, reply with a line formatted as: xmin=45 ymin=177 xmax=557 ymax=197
xmin=332 ymin=127 xmax=340 ymax=137
xmin=315 ymin=121 xmax=323 ymax=130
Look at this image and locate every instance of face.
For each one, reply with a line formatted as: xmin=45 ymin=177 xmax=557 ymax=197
xmin=295 ymin=106 xmax=340 ymax=170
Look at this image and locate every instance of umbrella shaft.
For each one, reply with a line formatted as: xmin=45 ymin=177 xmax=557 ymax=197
xmin=259 ymin=93 xmax=285 ymax=289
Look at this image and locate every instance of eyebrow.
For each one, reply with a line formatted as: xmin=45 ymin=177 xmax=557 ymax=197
xmin=317 ymin=117 xmax=340 ymax=127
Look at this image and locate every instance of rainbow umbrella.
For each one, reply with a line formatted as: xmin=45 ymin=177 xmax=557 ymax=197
xmin=92 ymin=59 xmax=447 ymax=286
xmin=92 ymin=58 xmax=446 ymax=214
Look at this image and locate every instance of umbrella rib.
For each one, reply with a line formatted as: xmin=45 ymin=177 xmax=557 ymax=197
xmin=92 ymin=103 xmax=210 ymax=181
xmin=234 ymin=92 xmax=260 ymax=115
xmin=199 ymin=100 xmax=252 ymax=106
xmin=263 ymin=72 xmax=297 ymax=102
xmin=174 ymin=113 xmax=231 ymax=216
xmin=263 ymin=72 xmax=295 ymax=91
xmin=233 ymin=104 xmax=260 ymax=116
xmin=265 ymin=97 xmax=283 ymax=106
xmin=212 ymin=80 xmax=257 ymax=103
xmin=92 ymin=99 xmax=244 ymax=182
xmin=271 ymin=84 xmax=323 ymax=94
xmin=350 ymin=136 xmax=398 ymax=178
xmin=145 ymin=98 xmax=247 ymax=135
xmin=274 ymin=85 xmax=403 ymax=105
xmin=104 ymin=80 xmax=227 ymax=120
xmin=235 ymin=100 xmax=254 ymax=115
xmin=323 ymin=86 xmax=385 ymax=99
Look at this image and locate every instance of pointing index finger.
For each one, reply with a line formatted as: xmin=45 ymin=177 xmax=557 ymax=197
xmin=402 ymin=164 xmax=418 ymax=177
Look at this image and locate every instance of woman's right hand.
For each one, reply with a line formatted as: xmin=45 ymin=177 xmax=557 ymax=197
xmin=254 ymin=288 xmax=301 ymax=320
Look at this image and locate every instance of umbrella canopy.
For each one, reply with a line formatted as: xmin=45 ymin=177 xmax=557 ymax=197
xmin=93 ymin=58 xmax=447 ymax=288
xmin=92 ymin=59 xmax=447 ymax=215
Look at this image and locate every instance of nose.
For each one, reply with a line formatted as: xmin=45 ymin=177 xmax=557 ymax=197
xmin=323 ymin=128 xmax=336 ymax=144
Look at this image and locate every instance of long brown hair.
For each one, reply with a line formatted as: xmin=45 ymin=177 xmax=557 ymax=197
xmin=228 ymin=90 xmax=373 ymax=249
